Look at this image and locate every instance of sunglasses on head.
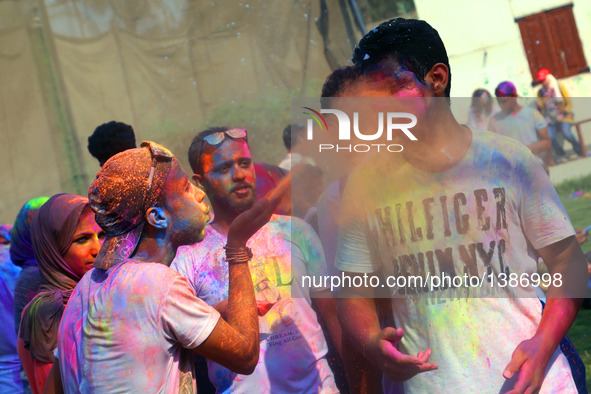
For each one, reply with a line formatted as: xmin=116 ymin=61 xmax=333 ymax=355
xmin=196 ymin=128 xmax=248 ymax=174
xmin=140 ymin=141 xmax=174 ymax=209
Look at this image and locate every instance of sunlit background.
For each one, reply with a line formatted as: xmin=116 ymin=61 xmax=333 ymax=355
xmin=1 ymin=0 xmax=591 ymax=223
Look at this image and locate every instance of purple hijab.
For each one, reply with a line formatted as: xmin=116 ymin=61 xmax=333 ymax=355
xmin=10 ymin=197 xmax=50 ymax=334
xmin=9 ymin=196 xmax=50 ymax=267
xmin=18 ymin=194 xmax=89 ymax=362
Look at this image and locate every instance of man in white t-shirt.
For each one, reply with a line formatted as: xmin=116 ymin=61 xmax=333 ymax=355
xmin=278 ymin=124 xmax=316 ymax=171
xmin=172 ymin=127 xmax=339 ymax=393
xmin=53 ymin=142 xmax=279 ymax=392
xmin=488 ymin=81 xmax=553 ymax=169
xmin=335 ymin=18 xmax=588 ymax=393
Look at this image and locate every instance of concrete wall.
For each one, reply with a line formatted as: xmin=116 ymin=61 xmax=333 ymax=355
xmin=415 ymin=0 xmax=591 ymax=98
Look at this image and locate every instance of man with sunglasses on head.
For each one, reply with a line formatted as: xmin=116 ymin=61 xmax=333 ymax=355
xmin=172 ymin=127 xmax=340 ymax=393
xmin=51 ymin=141 xmax=278 ymax=392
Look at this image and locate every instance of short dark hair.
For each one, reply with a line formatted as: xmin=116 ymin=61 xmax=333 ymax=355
xmin=282 ymin=124 xmax=305 ymax=150
xmin=188 ymin=127 xmax=239 ymax=174
xmin=320 ymin=65 xmax=362 ymax=108
xmin=321 ymin=65 xmax=362 ymax=98
xmin=352 ymin=18 xmax=452 ymax=98
xmin=88 ymin=121 xmax=136 ymax=166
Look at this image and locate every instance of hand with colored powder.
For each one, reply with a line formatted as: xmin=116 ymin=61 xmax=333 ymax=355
xmin=502 ymin=333 xmax=551 ymax=393
xmin=366 ymin=326 xmax=438 ymax=382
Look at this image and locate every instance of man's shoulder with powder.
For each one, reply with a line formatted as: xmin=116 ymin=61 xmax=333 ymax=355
xmin=471 ymin=129 xmax=533 ymax=158
xmin=171 ymin=226 xmax=225 ymax=277
xmin=91 ymin=261 xmax=183 ymax=292
xmin=263 ymin=214 xmax=316 ymax=241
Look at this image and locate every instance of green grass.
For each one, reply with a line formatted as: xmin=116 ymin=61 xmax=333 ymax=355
xmin=556 ymin=174 xmax=591 ymax=390
xmin=557 ymin=174 xmax=591 ymax=255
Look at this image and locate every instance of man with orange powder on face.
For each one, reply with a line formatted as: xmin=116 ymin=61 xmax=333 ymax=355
xmin=52 ymin=141 xmax=278 ymax=392
xmin=172 ymin=127 xmax=340 ymax=393
xmin=334 ymin=18 xmax=587 ymax=393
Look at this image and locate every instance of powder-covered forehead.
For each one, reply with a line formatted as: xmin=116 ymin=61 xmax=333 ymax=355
xmin=200 ymin=138 xmax=251 ymax=173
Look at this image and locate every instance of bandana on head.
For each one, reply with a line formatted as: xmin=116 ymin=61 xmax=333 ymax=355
xmin=89 ymin=141 xmax=173 ymax=270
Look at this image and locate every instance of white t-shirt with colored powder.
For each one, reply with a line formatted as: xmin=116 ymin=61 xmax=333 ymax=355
xmin=335 ymin=129 xmax=576 ymax=393
xmin=58 ymin=261 xmax=220 ymax=393
xmin=172 ymin=215 xmax=338 ymax=394
xmin=488 ymin=106 xmax=546 ymax=147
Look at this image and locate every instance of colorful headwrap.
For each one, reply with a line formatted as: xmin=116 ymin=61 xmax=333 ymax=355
xmin=9 ymin=197 xmax=50 ymax=267
xmin=18 ymin=194 xmax=89 ymax=363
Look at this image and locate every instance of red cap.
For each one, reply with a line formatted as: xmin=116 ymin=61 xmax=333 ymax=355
xmin=536 ymin=68 xmax=551 ymax=82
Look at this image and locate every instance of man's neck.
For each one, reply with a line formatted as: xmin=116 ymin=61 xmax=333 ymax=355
xmin=130 ymin=234 xmax=177 ymax=267
xmin=210 ymin=203 xmax=238 ymax=237
xmin=400 ymin=108 xmax=472 ymax=172
xmin=510 ymin=103 xmax=523 ymax=115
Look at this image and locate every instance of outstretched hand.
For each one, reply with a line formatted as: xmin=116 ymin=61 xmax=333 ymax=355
xmin=367 ymin=327 xmax=438 ymax=382
xmin=227 ymin=174 xmax=290 ymax=247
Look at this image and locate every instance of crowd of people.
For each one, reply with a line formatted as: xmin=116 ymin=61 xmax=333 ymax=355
xmin=0 ymin=16 xmax=590 ymax=394
xmin=467 ymin=69 xmax=586 ymax=167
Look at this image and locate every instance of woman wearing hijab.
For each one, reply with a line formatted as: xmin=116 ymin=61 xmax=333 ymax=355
xmin=0 ymin=223 xmax=25 ymax=393
xmin=10 ymin=197 xmax=50 ymax=334
xmin=17 ymin=194 xmax=104 ymax=394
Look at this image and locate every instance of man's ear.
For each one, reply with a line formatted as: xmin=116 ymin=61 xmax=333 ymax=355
xmin=145 ymin=207 xmax=169 ymax=229
xmin=426 ymin=63 xmax=449 ymax=97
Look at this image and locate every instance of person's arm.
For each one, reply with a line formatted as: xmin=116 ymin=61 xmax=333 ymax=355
xmin=17 ymin=338 xmax=38 ymax=393
xmin=503 ymin=236 xmax=587 ymax=393
xmin=193 ymin=197 xmax=279 ymax=374
xmin=559 ymin=85 xmax=573 ymax=117
xmin=574 ymin=228 xmax=588 ymax=245
xmin=42 ymin=359 xmax=63 ymax=394
xmin=343 ymin=334 xmax=383 ymax=394
xmin=487 ymin=116 xmax=497 ymax=133
xmin=338 ymin=274 xmax=437 ymax=384
xmin=527 ymin=126 xmax=551 ymax=155
xmin=337 ymin=291 xmax=388 ymax=394
xmin=311 ymin=291 xmax=343 ymax=358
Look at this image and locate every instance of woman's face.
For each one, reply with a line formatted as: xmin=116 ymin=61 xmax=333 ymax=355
xmin=479 ymin=92 xmax=490 ymax=105
xmin=63 ymin=207 xmax=105 ymax=277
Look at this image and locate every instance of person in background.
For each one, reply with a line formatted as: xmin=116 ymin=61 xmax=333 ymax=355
xmin=291 ymin=163 xmax=324 ymax=224
xmin=317 ymin=64 xmax=401 ymax=394
xmin=87 ymin=120 xmax=137 ymax=167
xmin=17 ymin=194 xmax=104 ymax=394
xmin=536 ymin=68 xmax=583 ymax=163
xmin=10 ymin=197 xmax=50 ymax=334
xmin=0 ymin=225 xmax=11 ymax=245
xmin=253 ymin=162 xmax=289 ymax=215
xmin=0 ymin=224 xmax=25 ymax=392
xmin=278 ymin=124 xmax=316 ymax=171
xmin=173 ymin=127 xmax=340 ymax=393
xmin=467 ymin=89 xmax=495 ymax=130
xmin=585 ymin=249 xmax=591 ymax=309
xmin=53 ymin=141 xmax=273 ymax=392
xmin=489 ymin=81 xmax=553 ymax=171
